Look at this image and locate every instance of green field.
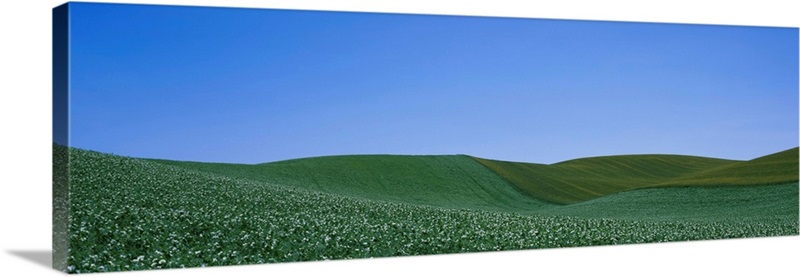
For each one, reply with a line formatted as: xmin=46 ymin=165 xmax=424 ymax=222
xmin=60 ymin=145 xmax=799 ymax=273
xmin=473 ymin=148 xmax=798 ymax=204
xmin=659 ymin=147 xmax=799 ymax=186
xmin=148 ymin=155 xmax=551 ymax=212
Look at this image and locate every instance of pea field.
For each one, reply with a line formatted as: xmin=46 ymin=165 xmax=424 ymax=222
xmin=58 ymin=145 xmax=799 ymax=273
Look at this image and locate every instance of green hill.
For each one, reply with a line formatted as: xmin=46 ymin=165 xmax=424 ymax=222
xmin=149 ymin=154 xmax=552 ymax=212
xmin=659 ymin=147 xmax=799 ymax=186
xmin=472 ymin=148 xmax=799 ymax=204
xmin=471 ymin=154 xmax=737 ymax=204
xmin=147 ymin=148 xmax=799 ymax=221
xmin=152 ymin=148 xmax=799 ymax=206
xmin=544 ymin=183 xmax=798 ymax=222
xmin=64 ymin=145 xmax=798 ymax=273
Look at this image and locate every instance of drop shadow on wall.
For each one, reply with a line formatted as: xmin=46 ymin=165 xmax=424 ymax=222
xmin=7 ymin=250 xmax=52 ymax=269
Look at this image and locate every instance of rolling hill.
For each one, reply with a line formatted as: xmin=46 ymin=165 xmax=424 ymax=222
xmin=658 ymin=147 xmax=799 ymax=186
xmin=61 ymin=145 xmax=798 ymax=273
xmin=472 ymin=148 xmax=798 ymax=204
xmin=543 ymin=183 xmax=798 ymax=222
xmin=149 ymin=155 xmax=553 ymax=212
xmin=147 ymin=147 xmax=799 ymax=217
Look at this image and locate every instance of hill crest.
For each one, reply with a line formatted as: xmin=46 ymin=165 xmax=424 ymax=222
xmin=141 ymin=146 xmax=798 ymax=205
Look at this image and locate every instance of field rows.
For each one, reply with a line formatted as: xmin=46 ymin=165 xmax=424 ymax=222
xmin=63 ymin=146 xmax=799 ymax=273
xmin=473 ymin=148 xmax=798 ymax=204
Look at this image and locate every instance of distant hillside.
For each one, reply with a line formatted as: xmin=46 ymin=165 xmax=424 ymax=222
xmin=150 ymin=147 xmax=798 ymax=206
xmin=472 ymin=148 xmax=798 ymax=204
xmin=471 ymin=154 xmax=737 ymax=204
xmin=658 ymin=147 xmax=799 ymax=186
xmin=149 ymin=155 xmax=552 ymax=212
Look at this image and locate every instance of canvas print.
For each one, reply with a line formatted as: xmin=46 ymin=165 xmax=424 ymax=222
xmin=53 ymin=2 xmax=799 ymax=274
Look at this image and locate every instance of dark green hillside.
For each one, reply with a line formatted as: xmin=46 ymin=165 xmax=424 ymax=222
xmin=149 ymin=155 xmax=553 ymax=212
xmin=471 ymin=155 xmax=737 ymax=204
xmin=154 ymin=147 xmax=798 ymax=206
xmin=659 ymin=147 xmax=799 ymax=186
xmin=545 ymin=183 xmax=799 ymax=222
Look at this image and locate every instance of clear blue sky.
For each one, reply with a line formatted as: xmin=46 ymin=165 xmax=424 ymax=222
xmin=67 ymin=3 xmax=798 ymax=164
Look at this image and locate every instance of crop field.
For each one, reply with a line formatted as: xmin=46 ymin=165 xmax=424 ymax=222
xmin=148 ymin=155 xmax=552 ymax=212
xmin=60 ymin=145 xmax=799 ymax=273
xmin=473 ymin=148 xmax=798 ymax=204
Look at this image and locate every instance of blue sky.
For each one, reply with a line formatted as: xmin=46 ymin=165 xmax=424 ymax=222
xmin=67 ymin=3 xmax=798 ymax=164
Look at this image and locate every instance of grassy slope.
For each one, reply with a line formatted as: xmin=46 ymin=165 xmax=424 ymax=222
xmin=545 ymin=183 xmax=799 ymax=222
xmin=659 ymin=147 xmax=799 ymax=186
xmin=472 ymin=155 xmax=738 ymax=204
xmin=66 ymin=146 xmax=798 ymax=273
xmin=149 ymin=155 xmax=553 ymax=212
xmin=148 ymin=148 xmax=799 ymax=222
xmin=472 ymin=148 xmax=799 ymax=204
